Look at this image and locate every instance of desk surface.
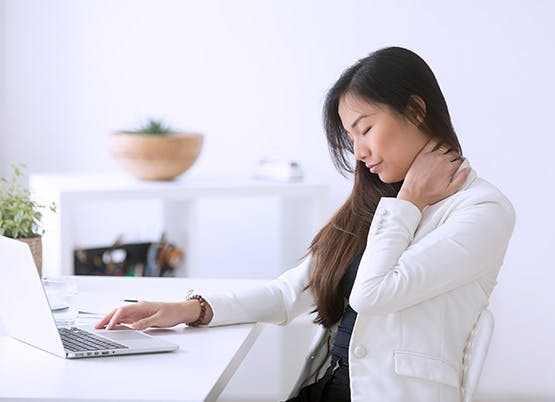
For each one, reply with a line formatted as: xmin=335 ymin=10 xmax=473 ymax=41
xmin=0 ymin=276 xmax=265 ymax=402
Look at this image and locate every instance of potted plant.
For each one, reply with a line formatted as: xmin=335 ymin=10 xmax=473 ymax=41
xmin=0 ymin=164 xmax=56 ymax=277
xmin=107 ymin=118 xmax=204 ymax=181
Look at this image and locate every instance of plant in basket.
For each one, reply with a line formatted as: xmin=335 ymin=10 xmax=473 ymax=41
xmin=0 ymin=164 xmax=56 ymax=276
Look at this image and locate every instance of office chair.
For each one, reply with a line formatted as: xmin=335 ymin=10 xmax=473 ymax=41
xmin=461 ymin=308 xmax=495 ymax=402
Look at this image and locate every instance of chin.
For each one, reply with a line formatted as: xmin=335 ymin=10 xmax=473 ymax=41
xmin=378 ymin=166 xmax=406 ymax=183
xmin=377 ymin=173 xmax=401 ymax=183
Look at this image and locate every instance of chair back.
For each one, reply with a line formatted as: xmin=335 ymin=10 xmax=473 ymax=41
xmin=461 ymin=308 xmax=495 ymax=402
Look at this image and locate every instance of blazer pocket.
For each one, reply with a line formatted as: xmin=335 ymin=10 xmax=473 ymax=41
xmin=393 ymin=350 xmax=461 ymax=389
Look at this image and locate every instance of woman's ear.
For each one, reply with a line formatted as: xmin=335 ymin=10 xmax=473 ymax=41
xmin=406 ymin=95 xmax=426 ymax=127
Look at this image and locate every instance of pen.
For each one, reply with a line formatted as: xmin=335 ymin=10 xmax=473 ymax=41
xmin=122 ymin=289 xmax=194 ymax=303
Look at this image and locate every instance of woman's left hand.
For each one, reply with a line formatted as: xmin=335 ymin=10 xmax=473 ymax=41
xmin=397 ymin=138 xmax=471 ymax=211
xmin=94 ymin=300 xmax=202 ymax=330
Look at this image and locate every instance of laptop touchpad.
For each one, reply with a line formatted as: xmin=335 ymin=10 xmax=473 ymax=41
xmin=101 ymin=331 xmax=152 ymax=341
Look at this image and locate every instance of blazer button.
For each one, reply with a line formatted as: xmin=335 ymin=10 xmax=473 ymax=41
xmin=353 ymin=345 xmax=367 ymax=358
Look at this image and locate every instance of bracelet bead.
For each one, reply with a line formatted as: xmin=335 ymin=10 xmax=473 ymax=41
xmin=186 ymin=294 xmax=207 ymax=327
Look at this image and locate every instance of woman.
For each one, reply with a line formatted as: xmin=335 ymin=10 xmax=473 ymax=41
xmin=95 ymin=47 xmax=516 ymax=402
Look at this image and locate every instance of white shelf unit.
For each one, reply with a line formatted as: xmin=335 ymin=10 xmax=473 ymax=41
xmin=30 ymin=174 xmax=329 ymax=278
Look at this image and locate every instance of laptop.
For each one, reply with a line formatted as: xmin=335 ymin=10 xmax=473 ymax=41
xmin=0 ymin=235 xmax=179 ymax=358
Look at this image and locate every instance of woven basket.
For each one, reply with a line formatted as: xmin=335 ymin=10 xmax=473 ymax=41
xmin=17 ymin=236 xmax=43 ymax=277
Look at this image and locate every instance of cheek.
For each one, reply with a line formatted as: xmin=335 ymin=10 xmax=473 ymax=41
xmin=372 ymin=129 xmax=395 ymax=157
xmin=375 ymin=128 xmax=411 ymax=179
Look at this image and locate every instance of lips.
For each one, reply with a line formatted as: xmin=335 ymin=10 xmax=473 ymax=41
xmin=366 ymin=161 xmax=382 ymax=172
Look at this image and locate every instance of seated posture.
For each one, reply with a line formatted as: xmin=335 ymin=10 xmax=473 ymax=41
xmin=96 ymin=46 xmax=516 ymax=402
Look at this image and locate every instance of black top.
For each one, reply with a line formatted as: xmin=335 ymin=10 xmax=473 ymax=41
xmin=330 ymin=251 xmax=364 ymax=364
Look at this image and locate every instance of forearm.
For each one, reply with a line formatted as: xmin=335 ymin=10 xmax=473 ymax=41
xmin=350 ymin=196 xmax=423 ymax=314
xmin=199 ymin=255 xmax=315 ymax=327
xmin=350 ymin=194 xmax=514 ymax=316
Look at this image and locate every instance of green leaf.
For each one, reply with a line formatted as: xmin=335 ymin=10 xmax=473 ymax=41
xmin=0 ymin=164 xmax=57 ymax=238
xmin=132 ymin=118 xmax=174 ymax=136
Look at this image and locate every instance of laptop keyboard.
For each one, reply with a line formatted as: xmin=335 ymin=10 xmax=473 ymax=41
xmin=59 ymin=327 xmax=128 ymax=352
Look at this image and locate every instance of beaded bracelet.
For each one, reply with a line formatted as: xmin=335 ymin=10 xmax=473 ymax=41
xmin=186 ymin=294 xmax=207 ymax=327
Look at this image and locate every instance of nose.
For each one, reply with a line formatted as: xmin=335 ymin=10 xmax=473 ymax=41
xmin=353 ymin=138 xmax=369 ymax=162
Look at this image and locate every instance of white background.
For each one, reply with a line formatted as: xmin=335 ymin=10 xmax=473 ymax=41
xmin=1 ymin=0 xmax=554 ymax=400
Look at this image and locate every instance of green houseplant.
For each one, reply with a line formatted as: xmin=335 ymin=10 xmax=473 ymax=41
xmin=0 ymin=164 xmax=56 ymax=276
xmin=107 ymin=118 xmax=204 ymax=181
xmin=132 ymin=119 xmax=174 ymax=135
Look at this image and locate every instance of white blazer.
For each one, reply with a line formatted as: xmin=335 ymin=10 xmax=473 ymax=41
xmin=203 ymin=157 xmax=516 ymax=402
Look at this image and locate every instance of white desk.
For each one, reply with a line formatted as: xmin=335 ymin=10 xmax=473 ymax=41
xmin=29 ymin=174 xmax=328 ymax=278
xmin=0 ymin=276 xmax=265 ymax=402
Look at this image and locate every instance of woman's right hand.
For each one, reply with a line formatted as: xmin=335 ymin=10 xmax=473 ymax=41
xmin=94 ymin=300 xmax=202 ymax=330
xmin=398 ymin=139 xmax=470 ymax=211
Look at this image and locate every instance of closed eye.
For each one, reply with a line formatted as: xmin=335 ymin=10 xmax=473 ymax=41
xmin=361 ymin=126 xmax=372 ymax=136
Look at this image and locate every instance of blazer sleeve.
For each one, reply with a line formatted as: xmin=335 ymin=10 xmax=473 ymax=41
xmin=349 ymin=193 xmax=516 ymax=315
xmin=202 ymin=253 xmax=315 ymax=327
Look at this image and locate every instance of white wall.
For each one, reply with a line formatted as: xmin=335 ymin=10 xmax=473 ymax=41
xmin=1 ymin=0 xmax=554 ymax=400
xmin=0 ymin=0 xmax=5 ymax=174
xmin=0 ymin=0 xmax=4 ymax=338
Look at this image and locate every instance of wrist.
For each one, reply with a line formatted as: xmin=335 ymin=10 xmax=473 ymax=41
xmin=185 ymin=300 xmax=202 ymax=324
xmin=184 ymin=294 xmax=213 ymax=326
xmin=176 ymin=300 xmax=198 ymax=325
xmin=397 ymin=190 xmax=426 ymax=211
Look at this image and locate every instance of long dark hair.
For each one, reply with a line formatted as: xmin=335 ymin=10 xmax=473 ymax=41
xmin=307 ymin=46 xmax=463 ymax=328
